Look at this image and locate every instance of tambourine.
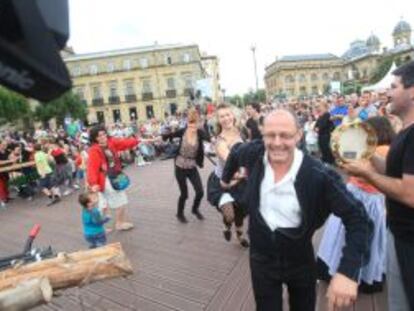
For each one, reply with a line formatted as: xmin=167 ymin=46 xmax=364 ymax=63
xmin=331 ymin=121 xmax=377 ymax=164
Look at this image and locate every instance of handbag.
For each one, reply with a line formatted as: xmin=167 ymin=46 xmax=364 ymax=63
xmin=108 ymin=171 xmax=130 ymax=191
xmin=102 ymin=148 xmax=130 ymax=191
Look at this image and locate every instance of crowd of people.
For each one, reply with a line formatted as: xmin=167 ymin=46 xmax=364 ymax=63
xmin=0 ymin=61 xmax=413 ymax=311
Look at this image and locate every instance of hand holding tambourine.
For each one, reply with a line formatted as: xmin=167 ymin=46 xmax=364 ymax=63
xmin=331 ymin=121 xmax=378 ymax=165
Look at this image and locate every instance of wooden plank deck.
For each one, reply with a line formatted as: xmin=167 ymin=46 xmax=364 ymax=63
xmin=0 ymin=160 xmax=387 ymax=310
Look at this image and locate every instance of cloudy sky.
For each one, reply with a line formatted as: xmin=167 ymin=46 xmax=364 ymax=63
xmin=68 ymin=0 xmax=414 ymax=95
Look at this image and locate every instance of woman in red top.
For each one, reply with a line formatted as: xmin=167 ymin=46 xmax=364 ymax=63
xmin=87 ymin=125 xmax=141 ymax=231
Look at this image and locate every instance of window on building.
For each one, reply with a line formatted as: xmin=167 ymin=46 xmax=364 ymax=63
xmin=166 ymin=77 xmax=175 ymax=89
xmin=183 ymin=53 xmax=191 ymax=63
xmin=170 ymin=103 xmax=177 ymax=115
xmin=311 ymin=73 xmax=318 ymax=81
xmin=75 ymin=87 xmax=85 ymax=100
xmin=92 ymin=85 xmax=101 ymax=99
xmin=124 ymin=80 xmax=135 ymax=95
xmin=109 ymin=81 xmax=118 ymax=97
xmin=183 ymin=75 xmax=193 ymax=88
xmin=285 ymin=75 xmax=294 ymax=83
xmin=89 ymin=64 xmax=98 ymax=75
xmin=333 ymin=72 xmax=341 ymax=81
xmin=142 ymin=80 xmax=152 ymax=93
xmin=299 ymin=74 xmax=306 ymax=83
xmin=165 ymin=55 xmax=172 ymax=65
xmin=112 ymin=109 xmax=121 ymax=123
xmin=123 ymin=59 xmax=132 ymax=71
xmin=322 ymin=73 xmax=330 ymax=81
xmin=146 ymin=105 xmax=154 ymax=119
xmin=311 ymin=86 xmax=318 ymax=95
xmin=72 ymin=66 xmax=81 ymax=76
xmin=299 ymin=86 xmax=307 ymax=95
xmin=129 ymin=107 xmax=137 ymax=121
xmin=96 ymin=111 xmax=105 ymax=124
xmin=107 ymin=62 xmax=115 ymax=73
xmin=140 ymin=58 xmax=148 ymax=68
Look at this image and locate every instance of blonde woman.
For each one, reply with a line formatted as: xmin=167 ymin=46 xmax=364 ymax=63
xmin=207 ymin=104 xmax=249 ymax=247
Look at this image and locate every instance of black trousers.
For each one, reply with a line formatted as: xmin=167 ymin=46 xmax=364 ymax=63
xmin=250 ymin=252 xmax=316 ymax=311
xmin=394 ymin=236 xmax=414 ymax=309
xmin=174 ymin=166 xmax=204 ymax=216
xmin=318 ymin=134 xmax=334 ymax=164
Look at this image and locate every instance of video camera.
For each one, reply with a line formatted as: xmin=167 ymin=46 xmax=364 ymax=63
xmin=0 ymin=0 xmax=72 ymax=101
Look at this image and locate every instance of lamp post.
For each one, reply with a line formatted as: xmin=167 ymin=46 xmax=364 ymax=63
xmin=251 ymin=45 xmax=259 ymax=92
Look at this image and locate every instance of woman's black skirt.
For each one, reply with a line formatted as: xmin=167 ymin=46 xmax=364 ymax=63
xmin=207 ymin=172 xmax=247 ymax=213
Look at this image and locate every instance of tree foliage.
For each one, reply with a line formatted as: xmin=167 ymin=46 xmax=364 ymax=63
xmin=369 ymin=55 xmax=394 ymax=85
xmin=35 ymin=91 xmax=87 ymax=126
xmin=342 ymin=80 xmax=364 ymax=95
xmin=0 ymin=87 xmax=31 ymax=125
xmin=227 ymin=89 xmax=267 ymax=107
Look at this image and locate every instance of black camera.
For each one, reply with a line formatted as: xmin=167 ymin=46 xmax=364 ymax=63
xmin=0 ymin=0 xmax=72 ymax=101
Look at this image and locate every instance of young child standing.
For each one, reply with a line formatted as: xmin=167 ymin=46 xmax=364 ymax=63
xmin=79 ymin=191 xmax=111 ymax=248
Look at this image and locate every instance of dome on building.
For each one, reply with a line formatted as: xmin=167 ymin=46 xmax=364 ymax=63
xmin=366 ymin=34 xmax=380 ymax=47
xmin=393 ymin=20 xmax=412 ymax=35
xmin=342 ymin=40 xmax=369 ymax=60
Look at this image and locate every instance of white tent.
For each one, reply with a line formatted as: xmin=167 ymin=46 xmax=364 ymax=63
xmin=362 ymin=62 xmax=397 ymax=92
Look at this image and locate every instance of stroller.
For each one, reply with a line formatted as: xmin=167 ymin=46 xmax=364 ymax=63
xmin=0 ymin=224 xmax=54 ymax=271
xmin=8 ymin=169 xmax=37 ymax=200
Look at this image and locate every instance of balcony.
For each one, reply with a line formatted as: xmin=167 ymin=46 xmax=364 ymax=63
xmin=92 ymin=98 xmax=104 ymax=106
xmin=142 ymin=92 xmax=153 ymax=101
xmin=165 ymin=89 xmax=177 ymax=98
xmin=125 ymin=94 xmax=137 ymax=103
xmin=108 ymin=96 xmax=120 ymax=105
xmin=183 ymin=88 xmax=194 ymax=96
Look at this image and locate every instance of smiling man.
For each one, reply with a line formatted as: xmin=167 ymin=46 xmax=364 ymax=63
xmin=221 ymin=109 xmax=373 ymax=311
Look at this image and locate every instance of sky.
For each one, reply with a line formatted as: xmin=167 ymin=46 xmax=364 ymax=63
xmin=68 ymin=0 xmax=414 ymax=96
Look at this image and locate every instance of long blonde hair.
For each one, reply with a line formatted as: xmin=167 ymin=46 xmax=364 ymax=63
xmin=213 ymin=103 xmax=240 ymax=136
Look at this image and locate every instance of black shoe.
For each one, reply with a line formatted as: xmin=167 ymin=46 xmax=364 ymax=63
xmin=192 ymin=211 xmax=204 ymax=220
xmin=223 ymin=230 xmax=231 ymax=241
xmin=176 ymin=214 xmax=188 ymax=223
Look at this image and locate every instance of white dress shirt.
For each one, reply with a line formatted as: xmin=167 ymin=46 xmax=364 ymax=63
xmin=259 ymin=149 xmax=304 ymax=231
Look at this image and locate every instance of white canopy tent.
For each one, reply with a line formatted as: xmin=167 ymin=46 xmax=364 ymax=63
xmin=362 ymin=63 xmax=397 ymax=92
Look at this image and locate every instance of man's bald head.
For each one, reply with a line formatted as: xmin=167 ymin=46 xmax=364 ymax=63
xmin=263 ymin=109 xmax=301 ymax=131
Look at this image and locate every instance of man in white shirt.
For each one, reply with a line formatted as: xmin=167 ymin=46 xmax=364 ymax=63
xmin=221 ymin=109 xmax=372 ymax=311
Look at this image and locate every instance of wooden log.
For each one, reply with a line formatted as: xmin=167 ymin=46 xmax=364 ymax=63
xmin=0 ymin=161 xmax=35 ymax=173
xmin=0 ymin=277 xmax=52 ymax=311
xmin=0 ymin=243 xmax=133 ymax=292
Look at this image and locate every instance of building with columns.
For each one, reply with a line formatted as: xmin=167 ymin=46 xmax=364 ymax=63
xmin=64 ymin=43 xmax=220 ymax=125
xmin=265 ymin=19 xmax=414 ymax=99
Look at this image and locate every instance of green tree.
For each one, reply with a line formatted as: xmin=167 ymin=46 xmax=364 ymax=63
xmin=35 ymin=91 xmax=87 ymax=127
xmin=227 ymin=89 xmax=267 ymax=108
xmin=228 ymin=95 xmax=243 ymax=106
xmin=342 ymin=80 xmax=363 ymax=95
xmin=0 ymin=87 xmax=31 ymax=126
xmin=370 ymin=55 xmax=394 ymax=84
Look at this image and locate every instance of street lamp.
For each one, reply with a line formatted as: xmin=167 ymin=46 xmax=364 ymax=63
xmin=251 ymin=45 xmax=259 ymax=92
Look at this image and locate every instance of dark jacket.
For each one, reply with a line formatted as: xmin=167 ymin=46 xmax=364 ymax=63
xmin=222 ymin=140 xmax=373 ymax=281
xmin=162 ymin=128 xmax=210 ymax=168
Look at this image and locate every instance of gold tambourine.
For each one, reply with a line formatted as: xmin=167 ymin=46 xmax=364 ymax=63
xmin=331 ymin=121 xmax=377 ymax=164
